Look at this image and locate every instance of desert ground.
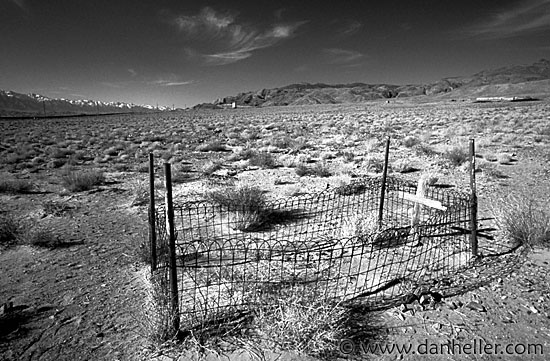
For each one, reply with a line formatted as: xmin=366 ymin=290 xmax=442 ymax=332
xmin=1 ymin=97 xmax=550 ymax=360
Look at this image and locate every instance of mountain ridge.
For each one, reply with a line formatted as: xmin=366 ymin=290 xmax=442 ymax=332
xmin=208 ymin=59 xmax=550 ymax=108
xmin=0 ymin=90 xmax=172 ymax=117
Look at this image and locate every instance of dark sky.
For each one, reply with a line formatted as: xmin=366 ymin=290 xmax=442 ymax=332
xmin=1 ymin=0 xmax=549 ymax=107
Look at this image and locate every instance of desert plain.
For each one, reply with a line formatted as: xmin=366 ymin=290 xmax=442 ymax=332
xmin=1 ymin=97 xmax=550 ymax=360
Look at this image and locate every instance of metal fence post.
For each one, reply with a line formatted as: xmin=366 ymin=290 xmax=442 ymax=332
xmin=469 ymin=139 xmax=479 ymax=257
xmin=149 ymin=153 xmax=157 ymax=272
xmin=378 ymin=137 xmax=391 ymax=228
xmin=164 ymin=163 xmax=180 ymax=333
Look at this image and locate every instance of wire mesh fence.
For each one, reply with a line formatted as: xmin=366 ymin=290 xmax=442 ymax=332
xmin=152 ymin=175 xmax=474 ymax=331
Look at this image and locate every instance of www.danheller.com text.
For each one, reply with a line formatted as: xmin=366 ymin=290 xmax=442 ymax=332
xmin=338 ymin=338 xmax=544 ymax=356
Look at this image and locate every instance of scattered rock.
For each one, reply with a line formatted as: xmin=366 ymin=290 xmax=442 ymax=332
xmin=466 ymin=301 xmax=486 ymax=312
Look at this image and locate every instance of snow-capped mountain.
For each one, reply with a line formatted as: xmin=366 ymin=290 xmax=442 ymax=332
xmin=0 ymin=90 xmax=171 ymax=117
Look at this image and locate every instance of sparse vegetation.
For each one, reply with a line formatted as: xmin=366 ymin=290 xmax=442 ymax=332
xmin=492 ymin=194 xmax=550 ymax=248
xmin=27 ymin=227 xmax=63 ymax=248
xmin=248 ymin=151 xmax=278 ymax=169
xmin=254 ymin=294 xmax=349 ymax=357
xmin=444 ymin=145 xmax=469 ymax=166
xmin=205 ymin=185 xmax=272 ymax=231
xmin=0 ymin=213 xmax=20 ymax=246
xmin=295 ymin=162 xmax=332 ymax=177
xmin=196 ymin=141 xmax=228 ymax=152
xmin=0 ymin=178 xmax=33 ymax=193
xmin=60 ymin=167 xmax=105 ymax=192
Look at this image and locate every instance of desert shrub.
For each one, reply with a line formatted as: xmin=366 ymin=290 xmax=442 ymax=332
xmin=295 ymin=162 xmax=332 ymax=177
xmin=491 ymin=194 xmax=550 ymax=248
xmin=336 ymin=151 xmax=355 ymax=162
xmin=196 ymin=141 xmax=227 ymax=152
xmin=0 ymin=213 xmax=20 ymax=246
xmin=254 ymin=293 xmax=348 ymax=357
xmin=365 ymin=157 xmax=384 ymax=173
xmin=339 ymin=213 xmax=379 ymax=240
xmin=392 ymin=159 xmax=416 ymax=174
xmin=413 ymin=143 xmax=437 ymax=157
xmin=60 ymin=167 xmax=105 ymax=192
xmin=142 ymin=273 xmax=180 ymax=343
xmin=49 ymin=147 xmax=74 ymax=159
xmin=497 ymin=153 xmax=512 ymax=164
xmin=402 ymin=136 xmax=420 ymax=148
xmin=0 ymin=178 xmax=33 ymax=193
xmin=205 ymin=185 xmax=271 ymax=231
xmin=478 ymin=162 xmax=507 ymax=180
xmin=27 ymin=227 xmax=63 ymax=248
xmin=294 ymin=163 xmax=310 ymax=177
xmin=444 ymin=145 xmax=469 ymax=166
xmin=249 ymin=152 xmax=277 ymax=169
xmin=334 ymin=182 xmax=367 ymax=196
xmin=271 ymin=135 xmax=294 ymax=149
xmin=200 ymin=160 xmax=223 ymax=175
xmin=42 ymin=201 xmax=75 ymax=217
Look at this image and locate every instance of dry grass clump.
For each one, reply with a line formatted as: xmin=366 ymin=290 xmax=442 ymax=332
xmin=141 ymin=272 xmax=179 ymax=344
xmin=497 ymin=153 xmax=512 ymax=164
xmin=392 ymin=159 xmax=417 ymax=174
xmin=0 ymin=213 xmax=20 ymax=247
xmin=27 ymin=227 xmax=63 ymax=248
xmin=402 ymin=135 xmax=421 ymax=148
xmin=200 ymin=160 xmax=223 ymax=176
xmin=60 ymin=167 xmax=105 ymax=192
xmin=491 ymin=194 xmax=550 ymax=249
xmin=295 ymin=162 xmax=332 ymax=177
xmin=0 ymin=178 xmax=33 ymax=193
xmin=413 ymin=143 xmax=437 ymax=157
xmin=196 ymin=141 xmax=228 ymax=152
xmin=443 ymin=145 xmax=469 ymax=166
xmin=248 ymin=151 xmax=278 ymax=169
xmin=205 ymin=185 xmax=272 ymax=231
xmin=255 ymin=293 xmax=349 ymax=357
xmin=334 ymin=182 xmax=367 ymax=196
xmin=339 ymin=213 xmax=379 ymax=240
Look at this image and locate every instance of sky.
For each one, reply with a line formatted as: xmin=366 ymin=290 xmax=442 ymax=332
xmin=1 ymin=0 xmax=549 ymax=108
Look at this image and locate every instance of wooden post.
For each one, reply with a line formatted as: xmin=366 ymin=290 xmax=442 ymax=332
xmin=469 ymin=139 xmax=478 ymax=257
xmin=148 ymin=153 xmax=157 ymax=272
xmin=164 ymin=163 xmax=180 ymax=332
xmin=378 ymin=137 xmax=391 ymax=228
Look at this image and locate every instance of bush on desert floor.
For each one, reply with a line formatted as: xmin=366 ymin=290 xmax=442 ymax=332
xmin=196 ymin=141 xmax=228 ymax=152
xmin=139 ymin=272 xmax=179 ymax=344
xmin=254 ymin=292 xmax=349 ymax=357
xmin=0 ymin=213 xmax=20 ymax=247
xmin=205 ymin=185 xmax=272 ymax=231
xmin=0 ymin=178 xmax=33 ymax=194
xmin=60 ymin=167 xmax=105 ymax=192
xmin=295 ymin=162 xmax=332 ymax=178
xmin=444 ymin=145 xmax=469 ymax=167
xmin=248 ymin=151 xmax=278 ymax=169
xmin=491 ymin=194 xmax=550 ymax=249
xmin=26 ymin=227 xmax=63 ymax=249
xmin=402 ymin=136 xmax=421 ymax=148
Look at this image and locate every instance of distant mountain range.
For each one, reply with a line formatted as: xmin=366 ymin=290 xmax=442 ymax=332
xmin=0 ymin=90 xmax=172 ymax=117
xmin=204 ymin=59 xmax=550 ymax=108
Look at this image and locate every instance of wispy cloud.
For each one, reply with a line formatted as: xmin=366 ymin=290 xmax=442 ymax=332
xmin=150 ymin=79 xmax=194 ymax=87
xmin=335 ymin=19 xmax=362 ymax=37
xmin=168 ymin=6 xmax=306 ymax=65
xmin=460 ymin=0 xmax=550 ymax=39
xmin=323 ymin=48 xmax=365 ymax=65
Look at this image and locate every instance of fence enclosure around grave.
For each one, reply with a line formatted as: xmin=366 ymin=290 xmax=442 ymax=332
xmin=147 ymin=139 xmax=479 ymax=333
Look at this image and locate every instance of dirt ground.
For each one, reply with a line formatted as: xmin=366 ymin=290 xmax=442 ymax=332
xmin=1 ymin=100 xmax=550 ymax=360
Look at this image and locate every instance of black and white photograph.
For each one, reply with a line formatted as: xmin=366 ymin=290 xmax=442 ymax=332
xmin=1 ymin=1 xmax=550 ymax=360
